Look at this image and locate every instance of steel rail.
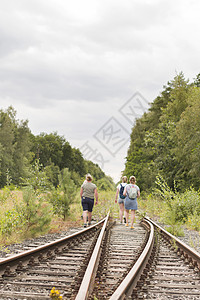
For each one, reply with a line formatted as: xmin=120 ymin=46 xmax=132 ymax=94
xmin=145 ymin=216 xmax=200 ymax=269
xmin=0 ymin=218 xmax=105 ymax=277
xmin=109 ymin=219 xmax=154 ymax=300
xmin=75 ymin=211 xmax=110 ymax=300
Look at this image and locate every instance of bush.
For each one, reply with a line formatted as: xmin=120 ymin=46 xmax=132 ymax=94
xmin=0 ymin=209 xmax=25 ymax=236
xmin=173 ymin=189 xmax=200 ymax=222
xmin=21 ymin=187 xmax=52 ymax=237
xmin=48 ymin=168 xmax=77 ymax=220
xmin=186 ymin=213 xmax=200 ymax=231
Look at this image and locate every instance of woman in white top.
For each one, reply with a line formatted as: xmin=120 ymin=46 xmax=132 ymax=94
xmin=115 ymin=176 xmax=128 ymax=223
xmin=123 ymin=176 xmax=140 ymax=229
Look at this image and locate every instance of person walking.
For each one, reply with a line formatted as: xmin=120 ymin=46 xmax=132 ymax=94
xmin=115 ymin=176 xmax=128 ymax=223
xmin=80 ymin=174 xmax=98 ymax=227
xmin=123 ymin=176 xmax=140 ymax=229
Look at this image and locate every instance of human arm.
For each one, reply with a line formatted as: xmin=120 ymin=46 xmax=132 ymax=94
xmin=80 ymin=187 xmax=83 ymax=198
xmin=94 ymin=188 xmax=98 ymax=205
xmin=137 ymin=189 xmax=140 ymax=198
xmin=115 ymin=189 xmax=119 ymax=203
xmin=123 ymin=187 xmax=127 ymax=197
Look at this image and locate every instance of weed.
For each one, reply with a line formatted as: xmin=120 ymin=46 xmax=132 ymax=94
xmin=49 ymin=287 xmax=62 ymax=299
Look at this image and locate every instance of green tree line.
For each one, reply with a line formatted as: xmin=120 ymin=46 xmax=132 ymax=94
xmin=0 ymin=106 xmax=114 ymax=190
xmin=123 ymin=72 xmax=200 ymax=192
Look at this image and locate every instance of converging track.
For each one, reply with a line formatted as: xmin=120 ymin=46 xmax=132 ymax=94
xmin=0 ymin=213 xmax=199 ymax=299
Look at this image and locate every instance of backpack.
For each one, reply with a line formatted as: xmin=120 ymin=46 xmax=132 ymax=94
xmin=119 ymin=184 xmax=126 ymax=199
xmin=128 ymin=185 xmax=137 ymax=199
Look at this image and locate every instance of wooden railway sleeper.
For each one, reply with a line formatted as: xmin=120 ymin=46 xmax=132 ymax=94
xmin=2 ymin=266 xmax=17 ymax=277
xmin=15 ymin=260 xmax=27 ymax=272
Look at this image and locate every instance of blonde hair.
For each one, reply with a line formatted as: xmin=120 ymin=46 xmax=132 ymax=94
xmin=86 ymin=173 xmax=93 ymax=181
xmin=129 ymin=176 xmax=136 ymax=184
xmin=122 ymin=176 xmax=128 ymax=183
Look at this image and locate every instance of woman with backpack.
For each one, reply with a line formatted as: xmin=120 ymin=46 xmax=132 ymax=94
xmin=115 ymin=176 xmax=128 ymax=224
xmin=123 ymin=176 xmax=140 ymax=229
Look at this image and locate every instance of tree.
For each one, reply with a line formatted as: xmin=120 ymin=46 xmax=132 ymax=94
xmin=49 ymin=168 xmax=77 ymax=220
xmin=21 ymin=186 xmax=52 ymax=237
xmin=161 ymin=72 xmax=189 ymax=123
xmin=0 ymin=106 xmax=32 ymax=188
xmin=0 ymin=107 xmax=16 ymax=187
xmin=123 ymin=72 xmax=193 ymax=192
xmin=22 ymin=159 xmax=53 ymax=191
xmin=193 ymin=73 xmax=200 ymax=87
xmin=31 ymin=132 xmax=64 ymax=168
xmin=85 ymin=160 xmax=105 ymax=181
xmin=12 ymin=119 xmax=32 ymax=185
xmin=96 ymin=176 xmax=115 ymax=191
xmin=176 ymin=86 xmax=200 ymax=189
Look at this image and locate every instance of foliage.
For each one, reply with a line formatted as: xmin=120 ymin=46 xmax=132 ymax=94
xmin=162 ymin=208 xmax=184 ymax=236
xmin=30 ymin=132 xmax=87 ymax=182
xmin=0 ymin=208 xmax=25 ymax=236
xmin=187 ymin=214 xmax=200 ymax=231
xmin=154 ymin=175 xmax=176 ymax=209
xmin=20 ymin=187 xmax=52 ymax=237
xmin=96 ymin=176 xmax=115 ymax=191
xmin=173 ymin=189 xmax=200 ymax=222
xmin=151 ymin=175 xmax=200 ymax=232
xmin=85 ymin=160 xmax=105 ymax=181
xmin=92 ymin=190 xmax=117 ymax=220
xmin=0 ymin=186 xmax=12 ymax=204
xmin=0 ymin=106 xmax=32 ymax=188
xmin=48 ymin=168 xmax=77 ymax=220
xmin=0 ymin=187 xmax=52 ymax=239
xmin=139 ymin=193 xmax=163 ymax=219
xmin=123 ymin=72 xmax=200 ymax=193
xmin=0 ymin=107 xmax=112 ymax=190
xmin=21 ymin=159 xmax=53 ymax=192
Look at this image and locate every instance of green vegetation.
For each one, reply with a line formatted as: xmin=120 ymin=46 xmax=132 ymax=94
xmin=48 ymin=168 xmax=77 ymax=220
xmin=139 ymin=175 xmax=200 ymax=234
xmin=0 ymin=106 xmax=113 ymax=189
xmin=123 ymin=72 xmax=200 ymax=233
xmin=0 ymin=106 xmax=116 ymax=244
xmin=124 ymin=72 xmax=200 ymax=192
xmin=0 ymin=185 xmax=116 ymax=245
xmin=1 ymin=71 xmax=200 ymax=245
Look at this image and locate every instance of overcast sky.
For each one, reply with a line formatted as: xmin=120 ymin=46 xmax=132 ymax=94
xmin=0 ymin=0 xmax=200 ymax=183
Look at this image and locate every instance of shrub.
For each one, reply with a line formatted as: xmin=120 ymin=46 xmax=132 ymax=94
xmin=21 ymin=187 xmax=52 ymax=237
xmin=0 ymin=209 xmax=25 ymax=236
xmin=48 ymin=168 xmax=77 ymax=220
xmin=173 ymin=189 xmax=200 ymax=222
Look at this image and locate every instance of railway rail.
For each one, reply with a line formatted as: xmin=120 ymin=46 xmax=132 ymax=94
xmin=0 ymin=213 xmax=199 ymax=299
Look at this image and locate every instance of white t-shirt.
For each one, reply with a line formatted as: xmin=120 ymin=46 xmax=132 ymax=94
xmin=117 ymin=182 xmax=127 ymax=199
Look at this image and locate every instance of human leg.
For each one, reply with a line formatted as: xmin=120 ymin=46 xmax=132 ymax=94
xmin=125 ymin=209 xmax=129 ymax=226
xmin=130 ymin=210 xmax=135 ymax=228
xmin=88 ymin=211 xmax=92 ymax=224
xmin=82 ymin=210 xmax=88 ymax=226
xmin=119 ymin=203 xmax=124 ymax=223
xmin=87 ymin=198 xmax=94 ymax=225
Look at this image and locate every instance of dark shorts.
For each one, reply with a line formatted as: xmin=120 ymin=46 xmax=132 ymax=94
xmin=81 ymin=197 xmax=94 ymax=212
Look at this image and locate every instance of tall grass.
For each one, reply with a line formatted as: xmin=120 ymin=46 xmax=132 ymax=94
xmin=139 ymin=176 xmax=200 ymax=235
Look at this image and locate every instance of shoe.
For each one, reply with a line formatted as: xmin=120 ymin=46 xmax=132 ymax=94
xmin=125 ymin=223 xmax=129 ymax=227
xmin=88 ymin=222 xmax=91 ymax=226
xmin=83 ymin=224 xmax=87 ymax=228
xmin=130 ymin=226 xmax=134 ymax=229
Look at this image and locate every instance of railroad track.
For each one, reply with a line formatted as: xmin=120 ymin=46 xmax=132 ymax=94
xmin=0 ymin=220 xmax=103 ymax=299
xmin=0 ymin=213 xmax=199 ymax=299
